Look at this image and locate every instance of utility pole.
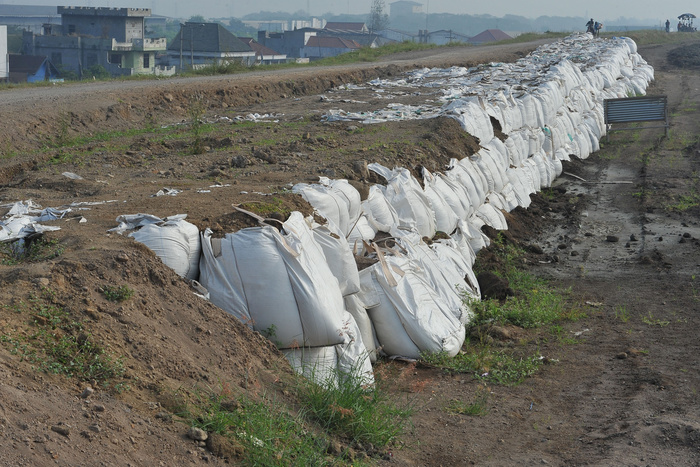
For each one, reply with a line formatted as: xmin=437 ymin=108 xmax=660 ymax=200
xmin=179 ymin=23 xmax=183 ymax=70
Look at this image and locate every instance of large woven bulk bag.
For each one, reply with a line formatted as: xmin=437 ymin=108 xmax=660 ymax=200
xmin=199 ymin=212 xmax=346 ymax=348
xmin=358 ymin=255 xmax=465 ymax=359
xmin=362 ymin=185 xmax=400 ymax=233
xmin=422 ymin=168 xmax=459 ymax=234
xmin=293 ymin=183 xmax=351 ymax=235
xmin=368 ymin=164 xmax=436 ymax=238
xmin=344 ymin=293 xmax=379 ymax=363
xmin=126 ymin=216 xmax=201 ymax=280
xmin=312 ymin=225 xmax=361 ymax=297
xmin=397 ymin=233 xmax=471 ymax=323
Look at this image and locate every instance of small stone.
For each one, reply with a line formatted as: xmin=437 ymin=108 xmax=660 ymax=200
xmin=570 ymin=250 xmax=579 ymax=256
xmin=187 ymin=427 xmax=208 ymax=441
xmin=81 ymin=387 xmax=94 ymax=399
xmin=616 ymin=352 xmax=628 ymax=359
xmin=606 ymin=235 xmax=619 ymax=243
xmin=33 ymin=277 xmax=50 ymax=288
xmin=629 ymin=234 xmax=638 ymax=241
xmin=116 ymin=253 xmax=130 ymax=263
xmin=230 ymin=155 xmax=249 ymax=168
xmin=93 ymin=404 xmax=106 ymax=412
xmin=51 ymin=424 xmax=71 ymax=437
xmin=88 ymin=424 xmax=101 ymax=433
xmin=346 ymin=125 xmax=359 ymax=132
xmin=658 ymin=236 xmax=663 ymax=241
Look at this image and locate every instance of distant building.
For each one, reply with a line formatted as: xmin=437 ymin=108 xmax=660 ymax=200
xmin=377 ymin=28 xmax=417 ymax=42
xmin=8 ymin=54 xmax=59 ymax=83
xmin=300 ymin=36 xmax=362 ymax=60
xmin=237 ymin=37 xmax=287 ymax=65
xmin=390 ymin=1 xmax=423 ymax=17
xmin=258 ymin=28 xmax=318 ymax=59
xmin=0 ymin=26 xmax=8 ymax=80
xmin=419 ymin=29 xmax=471 ymax=45
xmin=166 ymin=23 xmax=255 ymax=70
xmin=242 ymin=18 xmax=325 ymax=33
xmin=468 ymin=29 xmax=512 ymax=44
xmin=0 ymin=5 xmax=59 ymax=34
xmin=22 ymin=7 xmax=173 ymax=78
xmin=324 ymin=22 xmax=369 ymax=33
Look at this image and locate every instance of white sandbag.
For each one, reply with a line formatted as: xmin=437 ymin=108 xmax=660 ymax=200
xmin=283 ymin=346 xmax=339 ymax=388
xmin=199 ymin=211 xmax=346 ymax=348
xmin=336 ymin=312 xmax=375 ymax=386
xmin=346 ymin=215 xmax=377 ymax=255
xmin=368 ymin=164 xmax=436 ymax=238
xmin=344 ymin=294 xmax=379 ymax=363
xmin=396 ymin=233 xmax=471 ymax=323
xmin=422 ymin=168 xmax=459 ymax=234
xmin=435 ymin=172 xmax=472 ymax=220
xmin=312 ymin=225 xmax=361 ymax=296
xmin=129 ymin=218 xmax=201 ymax=280
xmin=362 ymin=185 xmax=400 ymax=233
xmin=475 ymin=203 xmax=508 ymax=230
xmin=431 ymin=240 xmax=480 ymax=302
xmin=292 ymin=182 xmax=351 ymax=235
xmin=328 ymin=179 xmax=362 ymax=225
xmin=358 ymin=255 xmax=466 ymax=359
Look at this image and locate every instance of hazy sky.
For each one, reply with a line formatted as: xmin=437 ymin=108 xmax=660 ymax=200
xmin=2 ymin=0 xmax=695 ymax=23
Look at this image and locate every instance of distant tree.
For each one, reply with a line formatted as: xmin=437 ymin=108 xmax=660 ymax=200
xmin=188 ymin=15 xmax=206 ymax=23
xmin=367 ymin=0 xmax=389 ymax=33
xmin=85 ymin=64 xmax=110 ymax=80
xmin=226 ymin=18 xmax=258 ymax=37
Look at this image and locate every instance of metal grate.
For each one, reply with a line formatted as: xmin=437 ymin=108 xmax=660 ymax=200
xmin=603 ymin=96 xmax=668 ymax=140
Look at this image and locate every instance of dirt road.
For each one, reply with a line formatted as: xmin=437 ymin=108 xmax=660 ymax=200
xmin=0 ymin=37 xmax=699 ymax=466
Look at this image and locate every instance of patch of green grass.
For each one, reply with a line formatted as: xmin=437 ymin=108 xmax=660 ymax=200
xmin=239 ymin=197 xmax=292 ymax=217
xmin=313 ymin=41 xmax=438 ymax=66
xmin=423 ymin=346 xmax=543 ymax=386
xmin=0 ymin=293 xmax=126 ymax=386
xmin=0 ymin=236 xmax=64 ymax=265
xmin=176 ymin=385 xmax=339 ymax=466
xmin=175 ymin=368 xmax=408 ymax=465
xmin=471 ymin=235 xmax=583 ymax=328
xmin=296 ymin=366 xmax=414 ymax=447
xmin=101 ymin=284 xmax=134 ymax=302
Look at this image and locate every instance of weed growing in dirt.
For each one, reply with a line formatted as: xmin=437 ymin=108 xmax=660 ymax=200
xmin=614 ymin=305 xmax=630 ymax=322
xmin=641 ymin=312 xmax=670 ymax=327
xmin=101 ymin=284 xmax=134 ymax=302
xmin=0 ymin=236 xmax=64 ymax=265
xmin=0 ymin=293 xmax=126 ymax=386
xmin=296 ymin=366 xmax=414 ymax=448
xmin=187 ymin=95 xmax=207 ymax=154
xmin=444 ymin=387 xmax=490 ymax=416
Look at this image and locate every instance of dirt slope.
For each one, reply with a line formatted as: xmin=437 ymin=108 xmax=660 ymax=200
xmin=1 ymin=37 xmax=699 ymax=466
